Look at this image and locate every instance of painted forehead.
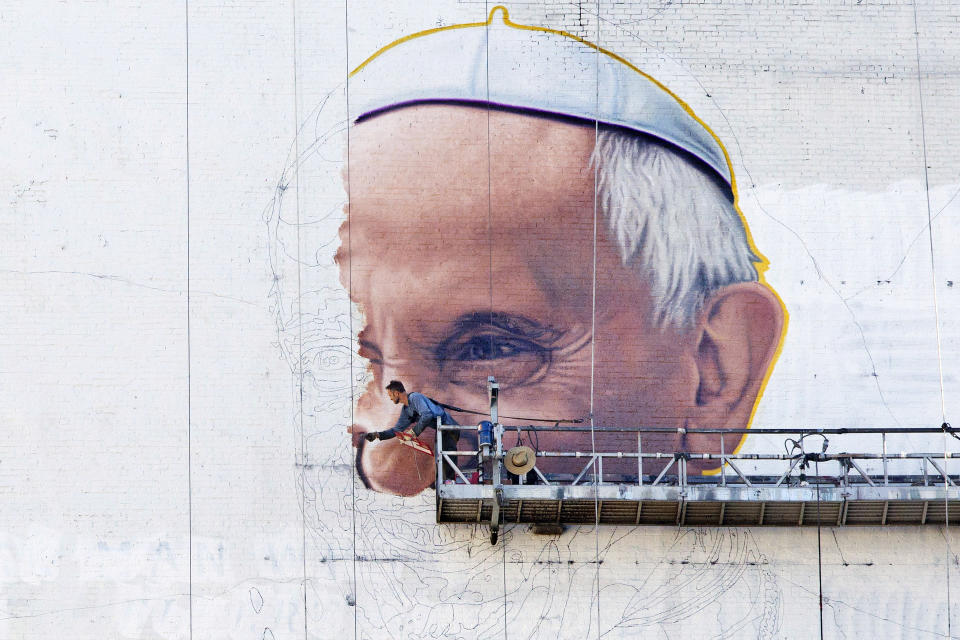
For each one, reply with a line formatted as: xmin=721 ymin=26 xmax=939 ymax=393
xmin=347 ymin=107 xmax=599 ymax=240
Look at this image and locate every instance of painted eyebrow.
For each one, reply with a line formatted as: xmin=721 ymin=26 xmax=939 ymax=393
xmin=357 ymin=337 xmax=384 ymax=363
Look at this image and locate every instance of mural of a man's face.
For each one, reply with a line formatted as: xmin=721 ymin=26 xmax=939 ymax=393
xmin=338 ymin=104 xmax=782 ymax=495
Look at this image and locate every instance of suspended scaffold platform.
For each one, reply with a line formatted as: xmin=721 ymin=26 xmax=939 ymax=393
xmin=434 ymin=379 xmax=960 ymax=543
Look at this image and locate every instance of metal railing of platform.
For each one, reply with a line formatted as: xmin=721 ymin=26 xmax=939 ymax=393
xmin=438 ymin=424 xmax=960 ymax=486
xmin=432 ymin=378 xmax=960 ymax=541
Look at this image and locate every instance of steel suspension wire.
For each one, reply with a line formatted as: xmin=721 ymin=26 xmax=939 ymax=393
xmin=814 ymin=460 xmax=824 ymax=640
xmin=480 ymin=6 xmax=509 ymax=638
xmin=911 ymin=3 xmax=947 ymax=426
xmin=589 ymin=4 xmax=603 ymax=638
xmin=911 ymin=1 xmax=953 ymax=634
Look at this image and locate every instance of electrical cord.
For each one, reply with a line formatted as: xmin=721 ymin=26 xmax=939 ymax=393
xmin=431 ymin=398 xmax=584 ymax=424
xmin=784 ymin=433 xmax=830 ymax=458
xmin=942 ymin=421 xmax=960 ymax=443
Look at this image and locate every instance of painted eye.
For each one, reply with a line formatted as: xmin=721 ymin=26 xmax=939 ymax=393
xmin=438 ymin=332 xmax=550 ymax=389
xmin=449 ymin=335 xmax=537 ymax=361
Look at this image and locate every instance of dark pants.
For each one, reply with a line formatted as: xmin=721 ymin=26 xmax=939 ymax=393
xmin=439 ymin=428 xmax=461 ymax=482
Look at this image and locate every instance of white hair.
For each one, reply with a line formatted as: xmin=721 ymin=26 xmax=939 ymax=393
xmin=592 ymin=129 xmax=760 ymax=328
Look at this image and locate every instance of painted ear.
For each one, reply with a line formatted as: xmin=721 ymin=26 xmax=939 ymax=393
xmin=692 ymin=283 xmax=784 ymax=427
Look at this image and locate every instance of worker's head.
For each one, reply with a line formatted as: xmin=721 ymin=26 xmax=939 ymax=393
xmin=385 ymin=380 xmax=406 ymax=404
xmin=281 ymin=9 xmax=785 ymax=495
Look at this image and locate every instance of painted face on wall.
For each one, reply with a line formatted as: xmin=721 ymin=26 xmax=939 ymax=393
xmin=337 ymin=104 xmax=782 ymax=495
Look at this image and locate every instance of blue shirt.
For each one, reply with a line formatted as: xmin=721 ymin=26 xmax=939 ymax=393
xmin=379 ymin=392 xmax=458 ymax=439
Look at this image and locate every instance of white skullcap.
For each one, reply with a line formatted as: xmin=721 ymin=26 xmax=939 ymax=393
xmin=349 ymin=6 xmax=733 ymax=186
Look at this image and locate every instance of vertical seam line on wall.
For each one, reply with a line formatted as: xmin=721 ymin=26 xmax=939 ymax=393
xmin=910 ymin=1 xmax=952 ymax=635
xmin=290 ymin=0 xmax=309 ymax=636
xmin=185 ymin=1 xmax=193 ymax=637
xmin=345 ymin=1 xmax=359 ymax=637
xmin=590 ymin=4 xmax=602 ymax=638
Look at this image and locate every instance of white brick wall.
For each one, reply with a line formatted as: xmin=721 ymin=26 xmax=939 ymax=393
xmin=2 ymin=1 xmax=957 ymax=638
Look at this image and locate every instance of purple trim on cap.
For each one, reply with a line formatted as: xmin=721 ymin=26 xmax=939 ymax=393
xmin=354 ymin=98 xmax=732 ymax=193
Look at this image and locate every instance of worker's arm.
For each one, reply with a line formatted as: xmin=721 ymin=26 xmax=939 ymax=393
xmin=408 ymin=394 xmax=440 ymax=436
xmin=369 ymin=410 xmax=413 ymax=441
